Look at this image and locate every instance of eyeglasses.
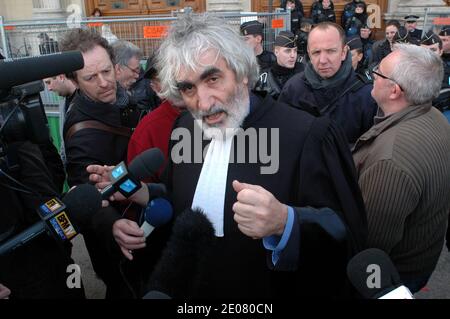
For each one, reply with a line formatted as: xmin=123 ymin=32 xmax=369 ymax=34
xmin=371 ymin=64 xmax=403 ymax=91
xmin=123 ymin=64 xmax=141 ymax=75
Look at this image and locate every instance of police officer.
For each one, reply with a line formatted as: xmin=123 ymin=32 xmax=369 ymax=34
xmin=359 ymin=24 xmax=374 ymax=68
xmin=254 ymin=31 xmax=304 ymax=99
xmin=282 ymin=0 xmax=304 ymax=34
xmin=279 ymin=22 xmax=377 ymax=145
xmin=343 ymin=2 xmax=367 ymax=37
xmin=311 ymin=0 xmax=336 ymax=24
xmin=346 ymin=35 xmax=370 ymax=77
xmin=404 ymin=15 xmax=422 ymax=41
xmin=439 ymin=26 xmax=450 ymax=75
xmin=341 ymin=1 xmax=367 ymax=36
xmin=296 ymin=18 xmax=313 ymax=59
xmin=392 ymin=26 xmax=419 ymax=45
xmin=421 ymin=30 xmax=450 ymax=112
xmin=240 ymin=20 xmax=276 ymax=70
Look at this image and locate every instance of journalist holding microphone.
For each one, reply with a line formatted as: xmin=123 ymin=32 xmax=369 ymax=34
xmin=88 ymin=13 xmax=368 ymax=299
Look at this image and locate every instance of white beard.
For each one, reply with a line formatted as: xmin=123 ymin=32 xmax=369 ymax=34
xmin=190 ymin=85 xmax=250 ymax=140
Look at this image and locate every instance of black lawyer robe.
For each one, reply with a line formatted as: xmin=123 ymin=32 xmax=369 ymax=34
xmin=149 ymin=92 xmax=367 ymax=298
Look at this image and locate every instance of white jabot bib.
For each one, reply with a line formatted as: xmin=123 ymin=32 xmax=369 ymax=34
xmin=191 ymin=131 xmax=235 ymax=237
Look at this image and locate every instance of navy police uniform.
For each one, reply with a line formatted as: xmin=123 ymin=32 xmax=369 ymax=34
xmin=404 ymin=15 xmax=422 ymax=40
xmin=254 ymin=31 xmax=305 ymax=99
xmin=240 ymin=20 xmax=276 ymax=70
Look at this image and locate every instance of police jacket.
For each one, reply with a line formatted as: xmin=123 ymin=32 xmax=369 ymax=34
xmin=433 ymin=58 xmax=450 ymax=112
xmin=279 ymin=68 xmax=377 ymax=144
xmin=311 ymin=1 xmax=336 ymax=24
xmin=371 ymin=39 xmax=391 ymax=65
xmin=341 ymin=0 xmax=367 ymax=26
xmin=254 ymin=62 xmax=305 ymax=100
xmin=257 ymin=50 xmax=277 ymax=70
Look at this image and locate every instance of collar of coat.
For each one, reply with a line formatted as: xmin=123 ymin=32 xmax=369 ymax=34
xmin=352 ymin=103 xmax=432 ymax=152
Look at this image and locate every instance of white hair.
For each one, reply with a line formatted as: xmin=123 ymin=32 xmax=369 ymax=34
xmin=155 ymin=13 xmax=259 ymax=101
xmin=391 ymin=44 xmax=443 ymax=105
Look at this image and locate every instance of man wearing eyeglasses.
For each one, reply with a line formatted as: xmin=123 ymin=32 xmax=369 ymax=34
xmin=353 ymin=44 xmax=450 ymax=294
xmin=112 ymin=40 xmax=142 ymax=90
xmin=420 ymin=30 xmax=450 ymax=113
xmin=112 ymin=40 xmax=159 ymax=115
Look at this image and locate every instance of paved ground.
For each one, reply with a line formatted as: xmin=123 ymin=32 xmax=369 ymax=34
xmin=72 ymin=235 xmax=450 ymax=299
xmin=71 ymin=236 xmax=106 ymax=299
xmin=415 ymin=247 xmax=450 ymax=299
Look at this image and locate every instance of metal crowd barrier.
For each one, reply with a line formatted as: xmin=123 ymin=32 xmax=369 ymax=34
xmin=1 ymin=11 xmax=289 ymax=107
xmin=0 ymin=11 xmax=290 ymax=151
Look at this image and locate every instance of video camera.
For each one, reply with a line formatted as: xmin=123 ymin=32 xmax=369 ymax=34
xmin=0 ymin=51 xmax=84 ymax=171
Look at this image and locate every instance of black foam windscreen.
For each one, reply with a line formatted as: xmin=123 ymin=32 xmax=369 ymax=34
xmin=0 ymin=51 xmax=84 ymax=89
xmin=146 ymin=208 xmax=215 ymax=299
xmin=62 ymin=183 xmax=102 ymax=231
xmin=128 ymin=148 xmax=164 ymax=180
xmin=347 ymin=248 xmax=402 ymax=298
xmin=142 ymin=290 xmax=171 ymax=299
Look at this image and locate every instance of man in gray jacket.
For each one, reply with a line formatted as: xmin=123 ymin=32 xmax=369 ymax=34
xmin=352 ymin=44 xmax=450 ymax=293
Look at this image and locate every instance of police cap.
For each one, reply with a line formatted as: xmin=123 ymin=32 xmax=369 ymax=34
xmin=439 ymin=25 xmax=450 ymax=37
xmin=240 ymin=20 xmax=263 ymax=36
xmin=346 ymin=35 xmax=363 ymax=50
xmin=421 ymin=30 xmax=442 ymax=46
xmin=404 ymin=15 xmax=419 ymax=23
xmin=274 ymin=31 xmax=297 ymax=48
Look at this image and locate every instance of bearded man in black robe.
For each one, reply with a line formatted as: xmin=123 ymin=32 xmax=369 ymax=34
xmin=88 ymin=13 xmax=368 ymax=299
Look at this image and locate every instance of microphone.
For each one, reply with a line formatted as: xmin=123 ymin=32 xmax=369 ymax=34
xmin=0 ymin=184 xmax=101 ymax=256
xmin=140 ymin=198 xmax=173 ymax=238
xmin=101 ymin=148 xmax=164 ymax=200
xmin=142 ymin=290 xmax=171 ymax=299
xmin=0 ymin=51 xmax=84 ymax=89
xmin=347 ymin=248 xmax=414 ymax=299
xmin=145 ymin=208 xmax=215 ymax=299
xmin=147 ymin=183 xmax=167 ymax=199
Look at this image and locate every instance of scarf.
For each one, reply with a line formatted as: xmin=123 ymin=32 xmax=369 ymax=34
xmin=304 ymin=50 xmax=353 ymax=90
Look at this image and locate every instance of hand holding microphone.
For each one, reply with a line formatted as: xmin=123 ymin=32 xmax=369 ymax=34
xmin=87 ymin=148 xmax=164 ymax=207
xmin=0 ymin=184 xmax=102 ymax=256
xmin=113 ymin=219 xmax=146 ymax=261
xmin=113 ymin=197 xmax=173 ymax=260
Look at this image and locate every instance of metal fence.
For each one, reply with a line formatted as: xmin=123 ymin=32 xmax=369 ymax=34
xmin=0 ymin=11 xmax=290 ymax=106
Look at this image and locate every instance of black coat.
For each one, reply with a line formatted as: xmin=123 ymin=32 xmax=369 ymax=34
xmin=147 ymin=92 xmax=367 ymax=298
xmin=62 ymin=90 xmax=141 ymax=298
xmin=279 ymin=70 xmax=377 ymax=144
xmin=254 ymin=62 xmax=305 ymax=99
xmin=256 ymin=50 xmax=277 ymax=70
xmin=63 ymin=91 xmax=135 ymax=187
xmin=311 ymin=0 xmax=336 ymax=24
xmin=0 ymin=141 xmax=83 ymax=299
xmin=371 ymin=39 xmax=391 ymax=66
